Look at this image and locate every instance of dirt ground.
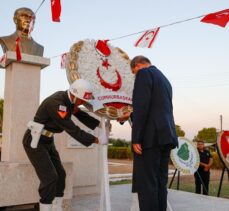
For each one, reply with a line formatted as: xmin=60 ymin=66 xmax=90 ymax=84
xmin=108 ymin=158 xmax=133 ymax=174
xmin=108 ymin=158 xmax=229 ymax=183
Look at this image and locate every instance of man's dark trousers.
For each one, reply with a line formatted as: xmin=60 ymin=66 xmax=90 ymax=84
xmin=194 ymin=171 xmax=209 ymax=195
xmin=133 ymin=146 xmax=171 ymax=211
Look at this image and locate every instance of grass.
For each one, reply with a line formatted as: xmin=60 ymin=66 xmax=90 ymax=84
xmin=169 ymin=180 xmax=229 ymax=199
xmin=110 ymin=179 xmax=132 ymax=185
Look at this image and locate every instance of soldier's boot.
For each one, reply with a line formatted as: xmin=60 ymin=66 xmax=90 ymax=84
xmin=52 ymin=197 xmax=63 ymax=211
xmin=39 ymin=203 xmax=52 ymax=211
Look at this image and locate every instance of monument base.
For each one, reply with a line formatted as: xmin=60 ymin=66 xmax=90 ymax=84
xmin=0 ymin=162 xmax=73 ymax=209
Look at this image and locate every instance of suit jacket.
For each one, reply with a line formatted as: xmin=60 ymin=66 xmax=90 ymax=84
xmin=132 ymin=65 xmax=178 ymax=149
xmin=0 ymin=32 xmax=44 ymax=56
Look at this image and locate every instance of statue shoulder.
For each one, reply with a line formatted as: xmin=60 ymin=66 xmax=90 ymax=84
xmin=0 ymin=33 xmax=17 ymax=52
xmin=32 ymin=39 xmax=44 ymax=56
xmin=0 ymin=33 xmax=17 ymax=42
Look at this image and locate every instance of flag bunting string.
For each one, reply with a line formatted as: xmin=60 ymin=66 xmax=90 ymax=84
xmin=0 ymin=5 xmax=229 ymax=62
xmin=109 ymin=14 xmax=205 ymax=41
xmin=48 ymin=10 xmax=222 ymax=59
xmin=35 ymin=0 xmax=47 ymax=15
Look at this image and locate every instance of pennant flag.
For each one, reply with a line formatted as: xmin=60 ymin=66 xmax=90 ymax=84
xmin=60 ymin=53 xmax=67 ymax=69
xmin=15 ymin=37 xmax=22 ymax=61
xmin=28 ymin=16 xmax=35 ymax=39
xmin=201 ymin=9 xmax=229 ymax=28
xmin=0 ymin=54 xmax=7 ymax=67
xmin=134 ymin=27 xmax=160 ymax=48
xmin=51 ymin=0 xmax=62 ymax=22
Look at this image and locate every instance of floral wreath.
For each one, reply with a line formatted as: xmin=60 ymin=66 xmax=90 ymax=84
xmin=65 ymin=39 xmax=134 ymax=119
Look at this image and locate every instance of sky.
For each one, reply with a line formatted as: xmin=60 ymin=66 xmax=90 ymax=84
xmin=0 ymin=0 xmax=229 ymax=141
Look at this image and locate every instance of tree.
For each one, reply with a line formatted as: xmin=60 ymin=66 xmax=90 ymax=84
xmin=195 ymin=127 xmax=217 ymax=143
xmin=0 ymin=99 xmax=3 ymax=133
xmin=176 ymin=125 xmax=185 ymax=137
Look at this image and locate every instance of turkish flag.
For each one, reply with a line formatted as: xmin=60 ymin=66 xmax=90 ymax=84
xmin=134 ymin=27 xmax=160 ymax=48
xmin=51 ymin=0 xmax=61 ymax=22
xmin=201 ymin=9 xmax=229 ymax=27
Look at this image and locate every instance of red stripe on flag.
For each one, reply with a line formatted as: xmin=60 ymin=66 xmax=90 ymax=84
xmin=0 ymin=54 xmax=7 ymax=66
xmin=134 ymin=31 xmax=149 ymax=47
xmin=148 ymin=27 xmax=160 ymax=48
xmin=28 ymin=16 xmax=35 ymax=38
xmin=15 ymin=37 xmax=22 ymax=61
xmin=60 ymin=53 xmax=67 ymax=69
xmin=51 ymin=0 xmax=62 ymax=22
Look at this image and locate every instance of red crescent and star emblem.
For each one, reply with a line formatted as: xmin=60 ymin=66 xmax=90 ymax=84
xmin=95 ymin=40 xmax=122 ymax=92
xmin=97 ymin=67 xmax=122 ymax=91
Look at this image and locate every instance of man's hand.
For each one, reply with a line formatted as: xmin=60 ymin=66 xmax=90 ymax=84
xmin=133 ymin=144 xmax=142 ymax=155
xmin=204 ymin=165 xmax=210 ymax=171
xmin=117 ymin=112 xmax=131 ymax=122
xmin=94 ymin=138 xmax=99 ymax=144
xmin=200 ymin=162 xmax=210 ymax=171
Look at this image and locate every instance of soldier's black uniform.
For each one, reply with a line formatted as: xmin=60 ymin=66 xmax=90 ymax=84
xmin=194 ymin=149 xmax=212 ymax=195
xmin=23 ymin=91 xmax=100 ymax=204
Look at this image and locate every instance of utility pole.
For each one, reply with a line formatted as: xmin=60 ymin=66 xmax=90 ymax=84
xmin=220 ymin=114 xmax=223 ymax=131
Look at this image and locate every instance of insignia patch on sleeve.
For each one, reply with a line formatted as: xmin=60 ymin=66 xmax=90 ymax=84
xmin=58 ymin=105 xmax=67 ymax=119
xmin=59 ymin=105 xmax=67 ymax=112
xmin=58 ymin=111 xmax=67 ymax=119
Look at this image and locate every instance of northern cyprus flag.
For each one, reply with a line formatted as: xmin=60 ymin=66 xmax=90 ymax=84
xmin=201 ymin=9 xmax=229 ymax=28
xmin=134 ymin=27 xmax=160 ymax=48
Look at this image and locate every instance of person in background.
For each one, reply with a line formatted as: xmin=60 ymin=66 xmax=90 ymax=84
xmin=194 ymin=140 xmax=213 ymax=195
xmin=23 ymin=79 xmax=102 ymax=211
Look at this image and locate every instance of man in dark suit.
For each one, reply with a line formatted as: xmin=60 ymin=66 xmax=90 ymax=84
xmin=0 ymin=7 xmax=44 ymax=56
xmin=120 ymin=56 xmax=178 ymax=211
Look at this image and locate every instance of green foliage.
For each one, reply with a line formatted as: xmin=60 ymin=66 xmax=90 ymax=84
xmin=195 ymin=127 xmax=217 ymax=143
xmin=109 ymin=138 xmax=130 ymax=147
xmin=211 ymin=151 xmax=224 ymax=169
xmin=175 ymin=125 xmax=185 ymax=137
xmin=0 ymin=99 xmax=3 ymax=133
xmin=110 ymin=180 xmax=132 ymax=185
xmin=169 ymin=179 xmax=229 ymax=198
xmin=108 ymin=146 xmax=133 ymax=160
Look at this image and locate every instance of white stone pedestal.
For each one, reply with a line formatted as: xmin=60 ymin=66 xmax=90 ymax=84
xmin=0 ymin=51 xmax=50 ymax=162
xmin=0 ymin=52 xmax=73 ymax=209
xmin=0 ymin=162 xmax=73 ymax=208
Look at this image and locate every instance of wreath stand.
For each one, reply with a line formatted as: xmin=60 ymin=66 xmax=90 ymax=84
xmin=169 ymin=167 xmax=210 ymax=195
xmin=168 ymin=168 xmax=181 ymax=190
xmin=216 ymin=140 xmax=229 ymax=198
xmin=217 ymin=165 xmax=229 ymax=197
xmin=99 ymin=117 xmax=111 ymax=211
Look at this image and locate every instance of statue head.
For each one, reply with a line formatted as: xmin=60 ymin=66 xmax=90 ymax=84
xmin=13 ymin=8 xmax=35 ymax=36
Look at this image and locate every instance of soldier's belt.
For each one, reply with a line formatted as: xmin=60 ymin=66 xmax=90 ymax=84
xmin=41 ymin=129 xmax=54 ymax=138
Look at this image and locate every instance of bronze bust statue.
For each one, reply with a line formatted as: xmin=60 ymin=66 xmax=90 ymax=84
xmin=0 ymin=7 xmax=44 ymax=57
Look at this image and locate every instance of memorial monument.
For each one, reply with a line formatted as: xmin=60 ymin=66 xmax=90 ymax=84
xmin=0 ymin=8 xmax=72 ymax=209
xmin=0 ymin=7 xmax=44 ymax=56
